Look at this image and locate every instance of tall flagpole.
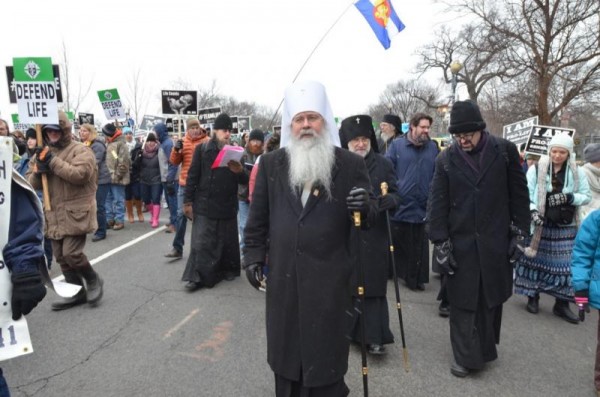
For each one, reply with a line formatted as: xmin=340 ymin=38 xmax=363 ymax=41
xmin=267 ymin=1 xmax=355 ymax=130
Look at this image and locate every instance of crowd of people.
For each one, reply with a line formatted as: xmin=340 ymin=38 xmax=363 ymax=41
xmin=1 ymin=80 xmax=600 ymax=395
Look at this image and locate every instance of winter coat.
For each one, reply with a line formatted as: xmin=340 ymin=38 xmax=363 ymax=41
xmin=28 ymin=140 xmax=98 ymax=239
xmin=105 ymin=134 xmax=131 ymax=185
xmin=386 ymin=136 xmax=439 ymax=223
xmin=129 ymin=143 xmax=143 ymax=184
xmin=243 ymin=147 xmax=377 ymax=387
xmin=170 ymin=132 xmax=209 ymax=186
xmin=154 ymin=123 xmax=178 ymax=183
xmin=5 ymin=172 xmax=45 ymax=275
xmin=238 ymin=149 xmax=260 ymax=202
xmin=579 ymin=163 xmax=600 ymax=221
xmin=136 ymin=145 xmax=162 ymax=185
xmin=427 ymin=135 xmax=530 ymax=311
xmin=89 ymin=139 xmax=110 ymax=185
xmin=571 ymin=209 xmax=600 ymax=309
xmin=352 ymin=150 xmax=400 ymax=297
xmin=184 ymin=139 xmax=249 ymax=220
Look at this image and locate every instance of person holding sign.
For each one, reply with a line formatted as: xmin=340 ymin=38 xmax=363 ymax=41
xmin=181 ymin=113 xmax=249 ymax=291
xmin=1 ymin=137 xmax=48 ymax=396
xmin=27 ymin=111 xmax=104 ymax=310
xmin=515 ymin=134 xmax=591 ymax=323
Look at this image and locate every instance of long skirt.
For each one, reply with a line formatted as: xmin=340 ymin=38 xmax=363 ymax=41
xmin=348 ymin=297 xmax=394 ymax=346
xmin=181 ymin=215 xmax=240 ymax=288
xmin=391 ymin=221 xmax=429 ymax=289
xmin=514 ymin=225 xmax=577 ymax=301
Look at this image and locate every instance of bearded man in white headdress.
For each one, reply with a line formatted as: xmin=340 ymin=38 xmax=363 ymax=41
xmin=243 ymin=81 xmax=377 ymax=396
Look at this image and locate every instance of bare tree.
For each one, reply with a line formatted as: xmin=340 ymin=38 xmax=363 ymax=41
xmin=125 ymin=68 xmax=150 ymax=126
xmin=369 ymin=79 xmax=442 ymax=123
xmin=60 ymin=40 xmax=93 ymax=115
xmin=451 ymin=0 xmax=600 ymax=123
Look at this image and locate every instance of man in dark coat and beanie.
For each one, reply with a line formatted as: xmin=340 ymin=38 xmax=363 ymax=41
xmin=181 ymin=113 xmax=249 ymax=290
xmin=426 ymin=100 xmax=530 ymax=377
xmin=377 ymin=114 xmax=402 ymax=154
xmin=243 ymin=81 xmax=377 ymax=396
xmin=339 ymin=114 xmax=400 ymax=355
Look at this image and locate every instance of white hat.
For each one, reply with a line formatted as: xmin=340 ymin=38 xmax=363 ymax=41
xmin=548 ymin=133 xmax=574 ymax=153
xmin=280 ymin=80 xmax=340 ymax=148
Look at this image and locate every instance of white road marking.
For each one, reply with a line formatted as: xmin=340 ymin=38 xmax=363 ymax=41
xmin=163 ymin=308 xmax=200 ymax=340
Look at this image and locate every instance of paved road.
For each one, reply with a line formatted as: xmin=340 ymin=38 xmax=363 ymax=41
xmin=3 ymin=215 xmax=598 ymax=396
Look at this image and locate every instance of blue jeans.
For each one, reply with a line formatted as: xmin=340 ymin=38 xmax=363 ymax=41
xmin=106 ymin=184 xmax=126 ymax=223
xmin=96 ymin=184 xmax=109 ymax=238
xmin=238 ymin=200 xmax=250 ymax=251
xmin=172 ymin=186 xmax=187 ymax=252
xmin=0 ymin=368 xmax=10 ymax=397
xmin=163 ymin=182 xmax=178 ymax=225
xmin=141 ymin=183 xmax=162 ymax=205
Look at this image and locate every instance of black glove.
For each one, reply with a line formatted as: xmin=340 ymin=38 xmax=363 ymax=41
xmin=547 ymin=192 xmax=573 ymax=207
xmin=35 ymin=147 xmax=53 ymax=174
xmin=245 ymin=262 xmax=265 ymax=290
xmin=11 ymin=272 xmax=47 ymax=321
xmin=165 ymin=180 xmax=177 ymax=196
xmin=379 ymin=194 xmax=397 ymax=212
xmin=174 ymin=139 xmax=184 ymax=151
xmin=574 ymin=290 xmax=590 ymax=322
xmin=433 ymin=240 xmax=458 ymax=276
xmin=508 ymin=227 xmax=527 ymax=264
xmin=346 ymin=187 xmax=369 ymax=214
xmin=531 ymin=210 xmax=544 ymax=226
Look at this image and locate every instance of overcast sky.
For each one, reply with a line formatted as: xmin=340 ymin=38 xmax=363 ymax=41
xmin=1 ymin=0 xmax=455 ymax=128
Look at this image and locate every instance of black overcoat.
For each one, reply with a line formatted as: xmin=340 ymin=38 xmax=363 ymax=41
xmin=426 ymin=135 xmax=529 ymax=311
xmin=243 ymin=147 xmax=377 ymax=387
xmin=351 ymin=150 xmax=400 ymax=297
xmin=184 ymin=139 xmax=249 ymax=220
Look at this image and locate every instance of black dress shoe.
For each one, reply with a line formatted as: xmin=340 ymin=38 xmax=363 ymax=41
xmin=184 ymin=281 xmax=202 ymax=291
xmin=526 ymin=295 xmax=539 ymax=314
xmin=367 ymin=344 xmax=387 ymax=355
xmin=91 ymin=235 xmax=105 ymax=242
xmin=439 ymin=302 xmax=450 ymax=318
xmin=416 ymin=283 xmax=425 ymax=291
xmin=224 ymin=272 xmax=239 ymax=281
xmin=450 ymin=362 xmax=470 ymax=378
xmin=553 ymin=299 xmax=579 ymax=324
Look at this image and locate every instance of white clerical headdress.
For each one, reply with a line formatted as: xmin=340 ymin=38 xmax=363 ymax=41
xmin=280 ymin=80 xmax=340 ymax=148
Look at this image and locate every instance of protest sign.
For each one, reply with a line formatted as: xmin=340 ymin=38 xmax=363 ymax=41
xmin=6 ymin=64 xmax=63 ymax=104
xmin=97 ymin=88 xmax=126 ymax=120
xmin=12 ymin=57 xmax=59 ymax=124
xmin=161 ymin=90 xmax=198 ymax=115
xmin=198 ymin=107 xmax=222 ymax=127
xmin=78 ymin=113 xmax=94 ymax=126
xmin=10 ymin=114 xmax=34 ymax=132
xmin=139 ymin=115 xmax=166 ymax=131
xmin=503 ymin=116 xmax=538 ymax=147
xmin=524 ymin=125 xmax=576 ymax=155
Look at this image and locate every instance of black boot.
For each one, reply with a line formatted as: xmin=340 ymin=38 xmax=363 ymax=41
xmin=552 ymin=299 xmax=579 ymax=324
xmin=526 ymin=294 xmax=540 ymax=314
xmin=51 ymin=270 xmax=87 ymax=311
xmin=80 ymin=266 xmax=104 ymax=306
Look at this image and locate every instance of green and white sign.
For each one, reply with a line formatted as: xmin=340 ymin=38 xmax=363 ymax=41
xmin=12 ymin=57 xmax=58 ymax=124
xmin=10 ymin=114 xmax=34 ymax=131
xmin=97 ymin=88 xmax=126 ymax=119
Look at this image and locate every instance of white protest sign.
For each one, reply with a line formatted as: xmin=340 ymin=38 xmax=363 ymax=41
xmin=0 ymin=137 xmax=34 ymax=362
xmin=12 ymin=57 xmax=58 ymax=124
xmin=503 ymin=116 xmax=538 ymax=147
xmin=97 ymin=88 xmax=126 ymax=120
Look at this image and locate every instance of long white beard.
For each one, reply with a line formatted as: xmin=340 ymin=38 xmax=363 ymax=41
xmin=286 ymin=128 xmax=335 ymax=198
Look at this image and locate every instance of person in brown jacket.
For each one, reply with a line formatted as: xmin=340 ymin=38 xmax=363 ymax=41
xmin=164 ymin=117 xmax=210 ymax=258
xmin=102 ymin=123 xmax=131 ymax=231
xmin=27 ymin=111 xmax=104 ymax=310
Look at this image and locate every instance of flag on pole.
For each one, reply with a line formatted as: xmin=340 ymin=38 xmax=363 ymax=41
xmin=355 ymin=0 xmax=405 ymax=49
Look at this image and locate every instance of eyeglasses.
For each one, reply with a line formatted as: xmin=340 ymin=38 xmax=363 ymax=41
xmin=292 ymin=113 xmax=322 ymax=125
xmin=453 ymin=132 xmax=476 ymax=141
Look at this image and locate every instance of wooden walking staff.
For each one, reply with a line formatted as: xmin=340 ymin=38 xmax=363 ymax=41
xmin=35 ymin=124 xmax=51 ymax=211
xmin=353 ymin=211 xmax=369 ymax=397
xmin=381 ymin=182 xmax=410 ymax=372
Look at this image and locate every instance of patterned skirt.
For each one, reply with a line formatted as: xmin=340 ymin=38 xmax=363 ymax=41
xmin=514 ymin=225 xmax=577 ymax=301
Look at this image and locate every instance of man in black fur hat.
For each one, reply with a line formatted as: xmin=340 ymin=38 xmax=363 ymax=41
xmin=427 ymin=100 xmax=529 ymax=377
xmin=377 ymin=114 xmax=402 ymax=154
